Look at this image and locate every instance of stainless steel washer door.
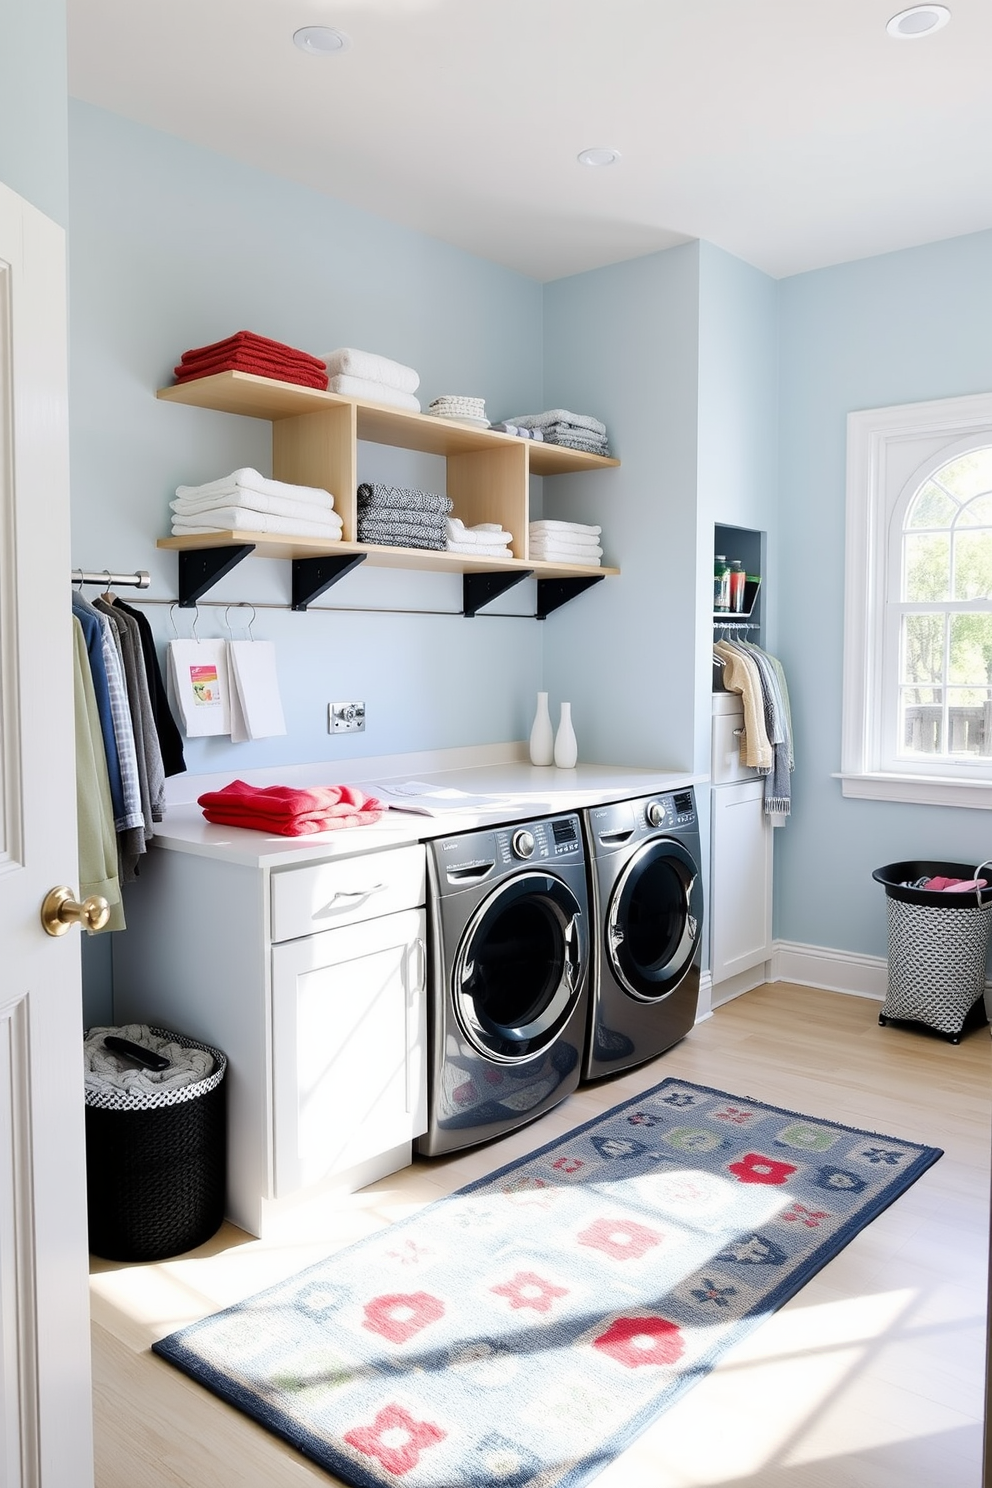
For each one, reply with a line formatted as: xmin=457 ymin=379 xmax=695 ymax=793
xmin=453 ymin=872 xmax=585 ymax=1061
xmin=607 ymin=838 xmax=701 ymax=1002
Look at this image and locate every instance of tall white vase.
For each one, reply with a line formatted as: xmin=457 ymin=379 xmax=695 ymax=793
xmin=529 ymin=691 xmax=554 ymax=766
xmin=554 ymin=701 xmax=578 ymax=768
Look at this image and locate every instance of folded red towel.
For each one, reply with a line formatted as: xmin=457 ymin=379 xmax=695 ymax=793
xmin=197 ymin=779 xmax=384 ymax=835
xmin=179 ymin=331 xmax=326 ymax=372
xmin=174 ymin=355 xmax=329 ymax=391
xmin=925 ymin=875 xmax=988 ymax=892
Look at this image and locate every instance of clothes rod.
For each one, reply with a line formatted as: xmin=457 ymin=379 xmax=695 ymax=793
xmin=125 ymin=597 xmax=533 ymax=620
xmin=72 ymin=569 xmax=151 ymax=590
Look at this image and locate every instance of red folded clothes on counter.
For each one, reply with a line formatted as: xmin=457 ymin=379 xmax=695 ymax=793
xmin=174 ymin=332 xmax=329 ymax=391
xmin=197 ymin=779 xmax=385 ymax=836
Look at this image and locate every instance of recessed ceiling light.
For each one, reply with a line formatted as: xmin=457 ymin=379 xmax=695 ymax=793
xmin=886 ymin=5 xmax=950 ymax=38
xmin=293 ymin=25 xmax=350 ymax=55
xmin=578 ymin=147 xmax=622 ymax=168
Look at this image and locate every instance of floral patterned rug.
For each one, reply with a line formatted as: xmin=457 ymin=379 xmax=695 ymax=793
xmin=153 ymin=1079 xmax=941 ymax=1487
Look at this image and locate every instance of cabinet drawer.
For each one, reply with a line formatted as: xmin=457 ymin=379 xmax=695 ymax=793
xmin=271 ymin=843 xmax=426 ymax=943
xmin=712 ymin=706 xmax=760 ymax=785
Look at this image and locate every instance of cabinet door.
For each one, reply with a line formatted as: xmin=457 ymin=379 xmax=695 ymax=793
xmin=271 ymin=907 xmax=427 ymax=1196
xmin=710 ymin=781 xmax=773 ymax=983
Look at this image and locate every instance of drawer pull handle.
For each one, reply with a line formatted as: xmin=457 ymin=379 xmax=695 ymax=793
xmin=732 ymin=727 xmax=745 ymax=737
xmin=314 ymin=883 xmax=387 ymax=916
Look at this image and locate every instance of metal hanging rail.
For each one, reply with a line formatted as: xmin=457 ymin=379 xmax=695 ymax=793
xmin=72 ymin=569 xmax=151 ymax=590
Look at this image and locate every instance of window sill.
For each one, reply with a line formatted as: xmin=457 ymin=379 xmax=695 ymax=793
xmin=836 ymin=772 xmax=992 ymax=810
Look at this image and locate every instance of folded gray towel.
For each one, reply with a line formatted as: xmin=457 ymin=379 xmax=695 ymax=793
xmin=504 ymin=409 xmax=608 ymax=437
xmin=357 ymin=505 xmax=447 ymax=532
xmin=357 ymin=483 xmax=453 ymax=515
xmin=357 ymin=518 xmax=447 ymax=550
xmin=546 ymin=433 xmax=612 ymax=456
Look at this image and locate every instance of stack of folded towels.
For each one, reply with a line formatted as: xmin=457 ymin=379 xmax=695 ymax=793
xmin=529 ymin=520 xmax=604 ymax=566
xmin=322 ymin=348 xmax=421 ymax=413
xmin=356 ymin=483 xmax=451 ymax=550
xmin=173 ymin=332 xmax=329 ymax=391
xmin=170 ymin=467 xmax=343 ymax=540
xmin=197 ymin=780 xmax=384 ymax=837
xmin=503 ymin=409 xmax=610 ymax=456
xmin=446 ymin=517 xmax=514 ymax=558
xmin=489 ymin=421 xmax=545 ymax=441
xmin=428 ymin=395 xmax=489 ymax=429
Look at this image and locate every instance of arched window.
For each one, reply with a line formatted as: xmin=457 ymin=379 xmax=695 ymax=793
xmin=843 ymin=393 xmax=992 ymax=807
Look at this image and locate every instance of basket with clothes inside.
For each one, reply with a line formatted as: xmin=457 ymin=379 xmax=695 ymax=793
xmin=83 ymin=1024 xmax=227 ymax=1261
xmin=871 ymin=861 xmax=992 ymax=1043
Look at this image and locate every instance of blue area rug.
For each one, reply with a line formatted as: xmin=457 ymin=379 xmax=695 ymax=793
xmin=153 ymin=1079 xmax=941 ymax=1487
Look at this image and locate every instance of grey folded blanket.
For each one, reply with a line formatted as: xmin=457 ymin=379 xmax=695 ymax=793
xmin=357 ymin=506 xmax=447 ymax=532
xmin=357 ymin=483 xmax=453 ymax=515
xmin=546 ymin=432 xmax=613 ymax=456
xmin=504 ymin=409 xmax=608 ymax=437
xmin=357 ymin=518 xmax=447 ymax=550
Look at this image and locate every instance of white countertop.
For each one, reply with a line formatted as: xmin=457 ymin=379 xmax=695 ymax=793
xmin=153 ymin=746 xmax=706 ymax=868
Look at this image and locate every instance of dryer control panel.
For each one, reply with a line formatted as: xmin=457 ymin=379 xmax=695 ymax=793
xmin=435 ymin=813 xmax=585 ymax=884
xmin=588 ymin=788 xmax=697 ymax=853
xmin=497 ymin=814 xmax=583 ymax=865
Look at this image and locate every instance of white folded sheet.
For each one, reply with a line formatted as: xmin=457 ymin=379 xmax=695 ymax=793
xmin=172 ymin=509 xmax=343 ymax=539
xmin=171 ymin=491 xmax=338 ymax=523
xmin=327 ymin=374 xmax=421 ymax=412
xmin=176 ymin=467 xmax=334 ymax=507
xmin=323 ymin=348 xmax=420 ymax=394
xmin=529 ymin=519 xmax=602 ymax=537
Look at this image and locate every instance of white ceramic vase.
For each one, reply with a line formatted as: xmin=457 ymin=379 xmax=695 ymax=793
xmin=554 ymin=701 xmax=578 ymax=769
xmin=529 ymin=691 xmax=554 ymax=766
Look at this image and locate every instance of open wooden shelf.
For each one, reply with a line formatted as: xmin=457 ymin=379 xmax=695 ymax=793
xmin=157 ymin=370 xmax=619 ymax=617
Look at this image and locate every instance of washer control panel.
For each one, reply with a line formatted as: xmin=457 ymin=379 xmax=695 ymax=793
xmin=496 ymin=814 xmax=583 ymax=865
xmin=589 ymin=788 xmax=697 ymax=850
xmin=435 ymin=813 xmax=585 ymax=883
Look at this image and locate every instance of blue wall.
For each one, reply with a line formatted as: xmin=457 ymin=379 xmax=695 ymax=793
xmin=776 ymin=230 xmax=992 ymax=957
xmin=0 ymin=0 xmax=68 ymax=222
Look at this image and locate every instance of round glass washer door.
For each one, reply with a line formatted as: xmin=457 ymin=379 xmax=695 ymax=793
xmin=453 ymin=872 xmax=586 ymax=1061
xmin=607 ymin=838 xmax=701 ymax=1002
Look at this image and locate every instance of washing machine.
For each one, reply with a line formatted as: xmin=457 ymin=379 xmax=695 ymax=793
xmin=582 ymin=787 xmax=703 ymax=1081
xmin=417 ymin=812 xmax=590 ymax=1157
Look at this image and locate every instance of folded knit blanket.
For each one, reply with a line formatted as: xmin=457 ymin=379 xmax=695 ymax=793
xmin=179 ymin=332 xmax=326 ymax=372
xmin=357 ymin=483 xmax=453 ymax=515
xmin=327 ymin=375 xmax=421 ymax=412
xmin=176 ymin=468 xmax=335 ymax=508
xmin=323 ymin=347 xmax=420 ymax=393
xmin=173 ymin=510 xmax=343 ymax=539
xmin=197 ymin=780 xmax=384 ymax=836
xmin=359 ymin=506 xmax=448 ymax=532
xmin=357 ymin=519 xmax=447 ymax=550
xmin=84 ymin=1023 xmax=214 ymax=1096
xmin=505 ymin=409 xmax=608 ymax=437
xmin=530 ymin=520 xmax=602 ymax=537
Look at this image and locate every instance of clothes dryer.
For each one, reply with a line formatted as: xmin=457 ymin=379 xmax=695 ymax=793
xmin=582 ymin=788 xmax=702 ymax=1080
xmin=418 ymin=812 xmax=589 ymax=1157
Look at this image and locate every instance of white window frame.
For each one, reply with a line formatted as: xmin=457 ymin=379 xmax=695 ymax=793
xmin=841 ymin=390 xmax=992 ymax=808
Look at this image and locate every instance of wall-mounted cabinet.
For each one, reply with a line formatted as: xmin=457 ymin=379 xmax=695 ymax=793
xmin=156 ymin=372 xmax=621 ymax=615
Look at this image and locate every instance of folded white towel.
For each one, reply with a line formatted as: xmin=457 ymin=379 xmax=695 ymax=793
xmin=529 ymin=519 xmax=601 ymax=537
xmin=327 ymin=374 xmax=421 ymax=412
xmin=172 ymin=509 xmax=343 ymax=539
xmin=171 ymin=491 xmax=337 ymax=523
xmin=446 ymin=517 xmax=514 ymax=546
xmin=447 ymin=544 xmax=513 ymax=558
xmin=506 ymin=409 xmax=607 ymax=437
xmin=531 ymin=537 xmax=603 ymax=554
xmin=531 ymin=544 xmax=604 ymax=561
xmin=322 ymin=348 xmax=420 ymax=394
xmin=176 ymin=467 xmax=335 ymax=508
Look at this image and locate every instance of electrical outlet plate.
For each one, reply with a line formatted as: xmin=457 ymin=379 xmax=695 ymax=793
xmin=329 ymin=701 xmax=366 ymax=733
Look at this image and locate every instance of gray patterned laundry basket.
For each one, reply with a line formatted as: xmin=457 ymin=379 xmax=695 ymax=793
xmin=873 ymin=861 xmax=992 ymax=1042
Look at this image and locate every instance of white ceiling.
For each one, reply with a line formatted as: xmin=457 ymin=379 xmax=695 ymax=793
xmin=67 ymin=0 xmax=992 ymax=283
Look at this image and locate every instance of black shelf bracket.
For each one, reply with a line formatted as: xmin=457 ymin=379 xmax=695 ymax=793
xmin=463 ymin=569 xmax=534 ymax=618
xmin=535 ymin=574 xmax=605 ymax=619
xmin=178 ymin=545 xmax=255 ymax=607
xmin=291 ymin=553 xmax=367 ymax=611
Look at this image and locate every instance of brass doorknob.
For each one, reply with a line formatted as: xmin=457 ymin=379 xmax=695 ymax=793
xmin=40 ymin=886 xmax=110 ymax=937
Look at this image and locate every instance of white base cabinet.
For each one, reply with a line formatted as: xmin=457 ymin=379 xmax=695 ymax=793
xmin=113 ymin=842 xmax=428 ymax=1237
xmin=709 ymin=778 xmax=773 ymax=984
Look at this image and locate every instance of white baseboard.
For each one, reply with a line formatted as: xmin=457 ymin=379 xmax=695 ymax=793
xmin=695 ymin=971 xmax=713 ymax=1022
xmin=770 ymin=941 xmax=887 ymax=1000
xmin=711 ymin=962 xmax=774 ymax=1008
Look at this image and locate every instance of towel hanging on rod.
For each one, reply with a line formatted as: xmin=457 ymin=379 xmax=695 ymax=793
xmin=72 ymin=569 xmax=151 ymax=590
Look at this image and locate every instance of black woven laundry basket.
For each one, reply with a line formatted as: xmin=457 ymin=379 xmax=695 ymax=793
xmin=872 ymin=861 xmax=992 ymax=1043
xmin=85 ymin=1027 xmax=227 ymax=1262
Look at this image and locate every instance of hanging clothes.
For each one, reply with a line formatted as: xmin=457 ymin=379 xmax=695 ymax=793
xmin=112 ymin=597 xmax=186 ymax=777
xmin=94 ymin=596 xmax=166 ymax=827
xmin=72 ymin=617 xmax=124 ymax=932
xmin=714 ymin=637 xmax=794 ymax=823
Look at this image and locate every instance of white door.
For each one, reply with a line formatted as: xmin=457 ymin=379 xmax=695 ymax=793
xmin=0 ymin=182 xmax=94 ymax=1484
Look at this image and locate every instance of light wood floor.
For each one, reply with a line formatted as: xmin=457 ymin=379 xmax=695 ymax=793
xmin=90 ymin=983 xmax=992 ymax=1488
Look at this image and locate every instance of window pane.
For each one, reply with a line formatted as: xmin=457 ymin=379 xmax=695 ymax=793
xmin=949 ymin=613 xmax=992 ymax=688
xmin=931 ymin=448 xmax=992 ymax=502
xmin=946 ymin=690 xmax=991 ymax=756
xmin=901 ymin=613 xmax=945 ymax=685
xmin=904 ymin=533 xmax=949 ymax=600
xmin=953 ymin=530 xmax=992 ymax=599
xmin=899 ymin=692 xmax=942 ymax=756
xmin=906 ymin=481 xmax=957 ymax=529
xmin=956 ymin=494 xmax=992 ymax=527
